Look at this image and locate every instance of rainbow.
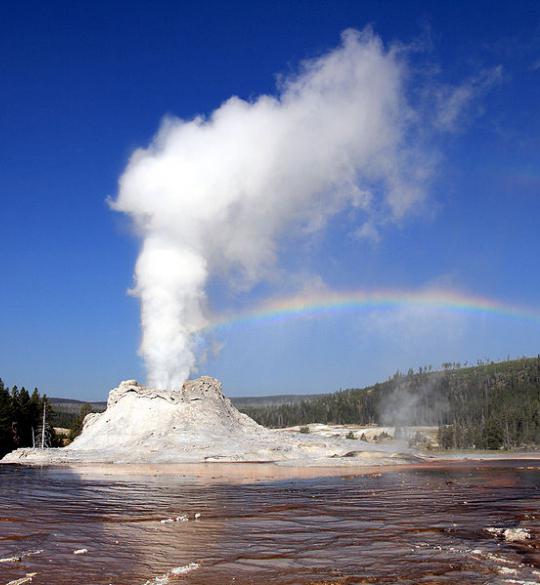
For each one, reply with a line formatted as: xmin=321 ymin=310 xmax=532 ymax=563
xmin=206 ymin=288 xmax=540 ymax=331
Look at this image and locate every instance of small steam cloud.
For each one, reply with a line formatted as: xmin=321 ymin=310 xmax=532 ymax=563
xmin=380 ymin=371 xmax=449 ymax=428
xmin=111 ymin=29 xmax=462 ymax=389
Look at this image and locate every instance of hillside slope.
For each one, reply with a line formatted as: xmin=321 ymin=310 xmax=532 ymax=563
xmin=239 ymin=357 xmax=540 ymax=450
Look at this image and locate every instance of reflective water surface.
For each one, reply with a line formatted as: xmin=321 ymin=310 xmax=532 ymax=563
xmin=1 ymin=461 xmax=540 ymax=584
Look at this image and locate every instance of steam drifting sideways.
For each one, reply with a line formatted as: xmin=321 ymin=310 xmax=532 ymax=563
xmin=112 ymin=29 xmax=435 ymax=390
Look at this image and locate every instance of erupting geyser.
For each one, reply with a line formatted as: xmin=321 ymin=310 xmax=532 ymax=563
xmin=110 ymin=28 xmax=433 ymax=389
xmin=2 ymin=31 xmax=468 ymax=466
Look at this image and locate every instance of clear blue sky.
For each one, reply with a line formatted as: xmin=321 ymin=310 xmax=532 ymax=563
xmin=1 ymin=0 xmax=539 ymax=399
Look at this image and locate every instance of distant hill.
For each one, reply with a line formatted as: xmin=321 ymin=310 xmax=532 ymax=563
xmin=49 ymin=398 xmax=106 ymax=428
xmin=231 ymin=393 xmax=328 ymax=408
xmin=238 ymin=356 xmax=540 ymax=450
xmin=49 ymin=393 xmax=325 ymax=427
xmin=50 ymin=397 xmax=106 ymax=414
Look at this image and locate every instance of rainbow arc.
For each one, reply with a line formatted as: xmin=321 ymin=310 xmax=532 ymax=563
xmin=205 ymin=288 xmax=540 ymax=330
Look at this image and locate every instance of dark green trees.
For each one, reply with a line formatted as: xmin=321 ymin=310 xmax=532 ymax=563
xmin=0 ymin=379 xmax=59 ymax=457
xmin=68 ymin=403 xmax=93 ymax=441
xmin=240 ymin=356 xmax=540 ymax=450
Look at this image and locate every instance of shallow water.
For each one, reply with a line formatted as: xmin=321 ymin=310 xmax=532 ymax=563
xmin=1 ymin=461 xmax=540 ymax=584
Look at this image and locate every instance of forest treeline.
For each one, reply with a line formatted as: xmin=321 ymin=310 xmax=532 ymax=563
xmin=0 ymin=379 xmax=61 ymax=457
xmin=239 ymin=357 xmax=540 ymax=450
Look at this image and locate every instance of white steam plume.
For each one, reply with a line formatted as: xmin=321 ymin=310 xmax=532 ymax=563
xmin=112 ymin=29 xmax=431 ymax=389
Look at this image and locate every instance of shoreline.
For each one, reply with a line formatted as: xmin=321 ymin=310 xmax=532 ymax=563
xmin=3 ymin=453 xmax=540 ymax=484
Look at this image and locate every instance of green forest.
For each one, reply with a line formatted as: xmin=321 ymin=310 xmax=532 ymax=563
xmin=0 ymin=379 xmax=61 ymax=458
xmin=239 ymin=356 xmax=540 ymax=450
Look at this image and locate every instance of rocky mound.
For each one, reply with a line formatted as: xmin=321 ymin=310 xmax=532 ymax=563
xmin=71 ymin=376 xmax=263 ymax=451
xmin=2 ymin=377 xmax=419 ymax=466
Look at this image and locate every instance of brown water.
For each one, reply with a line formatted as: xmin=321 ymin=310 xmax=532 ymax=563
xmin=1 ymin=461 xmax=540 ymax=585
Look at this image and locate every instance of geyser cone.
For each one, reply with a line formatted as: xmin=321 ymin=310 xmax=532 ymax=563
xmin=69 ymin=376 xmax=265 ymax=455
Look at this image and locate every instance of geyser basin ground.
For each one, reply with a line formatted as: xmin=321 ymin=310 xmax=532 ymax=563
xmin=2 ymin=376 xmax=418 ymax=466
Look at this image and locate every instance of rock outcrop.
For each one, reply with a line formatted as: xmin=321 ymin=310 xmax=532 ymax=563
xmin=2 ymin=376 xmax=418 ymax=466
xmin=70 ymin=376 xmax=263 ymax=452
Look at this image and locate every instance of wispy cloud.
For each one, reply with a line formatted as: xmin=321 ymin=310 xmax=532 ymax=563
xmin=362 ymin=303 xmax=468 ymax=350
xmin=430 ymin=66 xmax=504 ymax=132
xmin=353 ymin=221 xmax=381 ymax=243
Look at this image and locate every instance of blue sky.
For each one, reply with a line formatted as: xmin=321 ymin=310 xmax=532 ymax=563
xmin=1 ymin=0 xmax=539 ymax=399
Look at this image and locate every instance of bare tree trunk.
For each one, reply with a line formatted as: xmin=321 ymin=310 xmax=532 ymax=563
xmin=41 ymin=403 xmax=46 ymax=449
